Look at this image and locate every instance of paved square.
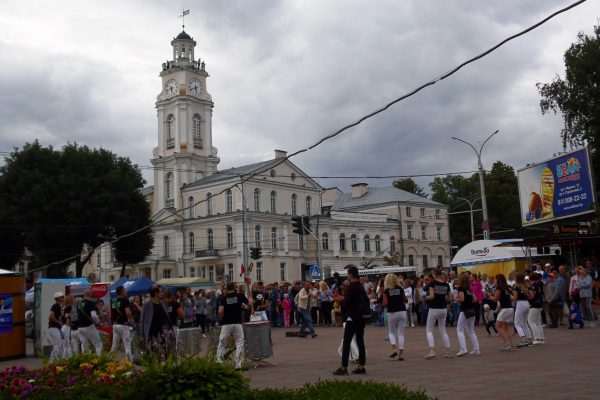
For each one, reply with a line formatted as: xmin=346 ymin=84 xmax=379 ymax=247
xmin=244 ymin=324 xmax=599 ymax=399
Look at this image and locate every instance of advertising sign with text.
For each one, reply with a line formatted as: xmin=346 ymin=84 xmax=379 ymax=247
xmin=518 ymin=147 xmax=596 ymax=226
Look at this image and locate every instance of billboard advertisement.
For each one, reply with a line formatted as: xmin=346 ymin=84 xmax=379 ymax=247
xmin=518 ymin=147 xmax=596 ymax=227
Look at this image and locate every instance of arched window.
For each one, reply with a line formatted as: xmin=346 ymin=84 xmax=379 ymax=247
xmin=226 ymin=226 xmax=233 ymax=249
xmin=164 ymin=236 xmax=170 ymax=257
xmin=255 ymin=225 xmax=262 ymax=247
xmin=254 ymin=188 xmax=261 ymax=212
xmin=189 ymin=232 xmax=195 ymax=253
xmin=166 ymin=114 xmax=175 ymax=148
xmin=271 ymin=227 xmax=277 ymax=249
xmin=291 ymin=194 xmax=297 ymax=215
xmin=390 ymin=236 xmax=396 ymax=253
xmin=207 ymin=229 xmax=214 ymax=250
xmin=270 ymin=191 xmax=277 ymax=214
xmin=225 ymin=189 xmax=233 ymax=213
xmin=165 ymin=173 xmax=173 ymax=207
xmin=188 ymin=196 xmax=195 ymax=218
xmin=351 ymin=234 xmax=357 ymax=252
xmin=322 ymin=232 xmax=329 ymax=250
xmin=364 ymin=235 xmax=371 ymax=252
xmin=375 ymin=235 xmax=381 ymax=252
xmin=339 ymin=234 xmax=346 ymax=251
xmin=193 ymin=114 xmax=202 ymax=147
xmin=305 ymin=196 xmax=312 ymax=216
xmin=206 ymin=193 xmax=213 ymax=216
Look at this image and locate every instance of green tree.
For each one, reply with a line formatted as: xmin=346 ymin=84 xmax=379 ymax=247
xmin=0 ymin=141 xmax=153 ymax=277
xmin=393 ymin=177 xmax=427 ymax=198
xmin=537 ymin=24 xmax=600 ymax=202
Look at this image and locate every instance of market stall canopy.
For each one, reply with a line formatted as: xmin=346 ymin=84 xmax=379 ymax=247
xmin=110 ymin=277 xmax=128 ymax=290
xmin=450 ymin=240 xmax=538 ymax=267
xmin=0 ymin=268 xmax=21 ymax=276
xmin=155 ymin=277 xmax=210 ymax=288
xmin=26 ymin=277 xmax=90 ymax=305
xmin=110 ymin=276 xmax=155 ymax=297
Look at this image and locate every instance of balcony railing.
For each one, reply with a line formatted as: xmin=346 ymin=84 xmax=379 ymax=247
xmin=166 ymin=138 xmax=175 ymax=148
xmin=165 ymin=198 xmax=174 ymax=208
xmin=193 ymin=137 xmax=203 ymax=148
xmin=195 ymin=249 xmax=220 ymax=258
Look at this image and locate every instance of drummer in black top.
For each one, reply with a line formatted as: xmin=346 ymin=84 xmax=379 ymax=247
xmin=424 ymin=269 xmax=452 ymax=359
xmin=494 ymin=274 xmax=515 ymax=351
xmin=455 ymin=273 xmax=480 ymax=356
xmin=382 ymin=273 xmax=408 ymax=360
xmin=216 ymin=281 xmax=252 ymax=370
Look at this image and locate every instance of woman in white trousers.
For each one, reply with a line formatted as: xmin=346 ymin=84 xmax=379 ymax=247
xmin=456 ymin=274 xmax=480 ymax=356
xmin=527 ymin=272 xmax=545 ymax=344
xmin=512 ymin=272 xmax=533 ymax=347
xmin=382 ymin=274 xmax=408 ymax=360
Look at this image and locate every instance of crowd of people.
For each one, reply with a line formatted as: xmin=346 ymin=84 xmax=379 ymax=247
xmin=46 ymin=259 xmax=598 ymax=372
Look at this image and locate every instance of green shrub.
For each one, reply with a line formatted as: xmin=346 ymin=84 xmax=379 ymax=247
xmin=135 ymin=355 xmax=249 ymax=400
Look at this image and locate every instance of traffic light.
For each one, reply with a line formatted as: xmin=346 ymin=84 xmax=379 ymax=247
xmin=291 ymin=216 xmax=303 ymax=235
xmin=250 ymin=247 xmax=262 ymax=260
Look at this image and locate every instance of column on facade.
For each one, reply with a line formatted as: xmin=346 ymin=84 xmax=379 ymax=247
xmin=175 ymin=230 xmax=184 ymax=277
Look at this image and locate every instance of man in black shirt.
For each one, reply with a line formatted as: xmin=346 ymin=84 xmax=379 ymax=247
xmin=216 ymin=282 xmax=252 ymax=370
xmin=78 ymin=289 xmax=103 ymax=356
xmin=252 ymin=281 xmax=269 ymax=321
xmin=48 ymin=291 xmax=64 ymax=361
xmin=333 ymin=265 xmax=367 ymax=375
xmin=110 ymin=285 xmax=134 ymax=361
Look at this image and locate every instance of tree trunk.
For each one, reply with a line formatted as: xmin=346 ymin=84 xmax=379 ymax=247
xmin=75 ymin=251 xmax=94 ymax=277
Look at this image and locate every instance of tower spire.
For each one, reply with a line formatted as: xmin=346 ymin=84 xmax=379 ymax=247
xmin=179 ymin=9 xmax=189 ymax=30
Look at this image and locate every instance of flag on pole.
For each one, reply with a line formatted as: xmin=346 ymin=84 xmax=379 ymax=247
xmin=240 ymin=263 xmax=246 ymax=277
xmin=182 ymin=10 xmax=190 ymax=16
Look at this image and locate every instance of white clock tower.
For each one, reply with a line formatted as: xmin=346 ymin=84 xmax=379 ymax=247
xmin=152 ymin=30 xmax=220 ymax=210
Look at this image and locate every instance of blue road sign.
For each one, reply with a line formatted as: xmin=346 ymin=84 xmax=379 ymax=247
xmin=309 ymin=265 xmax=320 ymax=280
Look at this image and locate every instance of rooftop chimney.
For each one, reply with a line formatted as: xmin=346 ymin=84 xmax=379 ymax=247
xmin=275 ymin=149 xmax=287 ymax=159
xmin=351 ymin=183 xmax=369 ymax=198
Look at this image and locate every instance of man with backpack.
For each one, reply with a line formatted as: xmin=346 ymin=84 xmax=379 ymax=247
xmin=333 ymin=265 xmax=368 ymax=375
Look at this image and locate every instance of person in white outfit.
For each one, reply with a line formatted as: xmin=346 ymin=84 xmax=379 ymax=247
xmin=382 ymin=273 xmax=408 ymax=360
xmin=60 ymin=295 xmax=74 ymax=359
xmin=424 ymin=269 xmax=452 ymax=359
xmin=512 ymin=272 xmax=534 ymax=347
xmin=456 ymin=274 xmax=480 ymax=356
xmin=403 ymin=280 xmax=415 ymax=328
xmin=77 ymin=289 xmax=103 ymax=356
xmin=48 ymin=292 xmax=65 ymax=362
xmin=110 ymin=285 xmax=134 ymax=361
xmin=216 ymin=281 xmax=252 ymax=370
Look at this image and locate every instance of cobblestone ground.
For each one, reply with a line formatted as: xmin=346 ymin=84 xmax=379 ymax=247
xmin=2 ymin=322 xmax=597 ymax=399
xmin=243 ymin=322 xmax=599 ymax=400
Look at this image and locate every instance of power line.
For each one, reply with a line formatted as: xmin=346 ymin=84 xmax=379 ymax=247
xmin=23 ymin=0 xmax=586 ymax=273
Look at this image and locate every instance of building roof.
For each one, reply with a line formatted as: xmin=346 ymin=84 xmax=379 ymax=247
xmin=185 ymin=159 xmax=278 ymax=189
xmin=175 ymin=30 xmax=192 ymax=40
xmin=332 ymin=186 xmax=443 ymax=210
xmin=140 ymin=185 xmax=154 ymax=197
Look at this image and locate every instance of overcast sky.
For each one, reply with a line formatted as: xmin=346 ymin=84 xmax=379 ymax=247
xmin=0 ymin=0 xmax=597 ymax=193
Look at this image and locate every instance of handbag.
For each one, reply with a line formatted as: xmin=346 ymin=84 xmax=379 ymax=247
xmin=463 ymin=308 xmax=476 ymax=319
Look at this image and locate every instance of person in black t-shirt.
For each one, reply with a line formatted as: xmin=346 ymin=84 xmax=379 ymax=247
xmin=456 ymin=274 xmax=480 ymax=357
xmin=527 ymin=272 xmax=545 ymax=344
xmin=78 ymin=289 xmax=103 ymax=356
xmin=424 ymin=269 xmax=452 ymax=359
xmin=48 ymin=291 xmax=64 ymax=361
xmin=494 ymin=274 xmax=515 ymax=351
xmin=333 ymin=265 xmax=367 ymax=376
xmin=382 ymin=273 xmax=408 ymax=360
xmin=252 ymin=281 xmax=269 ymax=321
xmin=216 ymin=282 xmax=251 ymax=370
xmin=110 ymin=286 xmax=134 ymax=361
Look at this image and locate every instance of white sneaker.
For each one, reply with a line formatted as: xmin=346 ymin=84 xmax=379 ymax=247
xmin=411 ymin=323 xmax=415 ymax=328
xmin=456 ymin=349 xmax=468 ymax=357
xmin=470 ymin=349 xmax=480 ymax=355
xmin=424 ymin=349 xmax=436 ymax=359
xmin=532 ymin=339 xmax=543 ymax=345
xmin=589 ymin=322 xmax=597 ymax=327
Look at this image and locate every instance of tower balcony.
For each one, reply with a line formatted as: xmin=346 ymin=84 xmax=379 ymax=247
xmin=166 ymin=138 xmax=175 ymax=149
xmin=195 ymin=249 xmax=220 ymax=259
xmin=193 ymin=137 xmax=203 ymax=148
xmin=165 ymin=198 xmax=174 ymax=208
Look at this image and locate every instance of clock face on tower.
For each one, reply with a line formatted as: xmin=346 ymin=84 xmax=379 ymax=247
xmin=165 ymin=79 xmax=178 ymax=97
xmin=188 ymin=79 xmax=202 ymax=96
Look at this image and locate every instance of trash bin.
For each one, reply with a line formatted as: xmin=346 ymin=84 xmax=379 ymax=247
xmin=243 ymin=321 xmax=272 ymax=360
xmin=0 ymin=269 xmax=26 ymax=361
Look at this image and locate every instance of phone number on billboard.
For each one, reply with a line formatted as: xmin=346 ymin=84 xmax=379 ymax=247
xmin=557 ymin=193 xmax=587 ymax=206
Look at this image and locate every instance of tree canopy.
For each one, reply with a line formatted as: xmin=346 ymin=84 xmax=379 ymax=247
xmin=393 ymin=177 xmax=428 ymax=198
xmin=0 ymin=142 xmax=153 ymax=277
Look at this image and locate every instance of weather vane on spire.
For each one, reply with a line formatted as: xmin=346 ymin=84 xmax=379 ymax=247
xmin=179 ymin=9 xmax=190 ymax=30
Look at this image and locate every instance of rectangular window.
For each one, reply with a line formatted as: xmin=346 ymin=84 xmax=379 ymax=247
xmin=422 ymin=255 xmax=428 ymax=268
xmin=421 ymin=225 xmax=427 ymax=240
xmin=190 ymin=267 xmax=196 ymax=278
xmin=228 ymin=263 xmax=234 ymax=280
xmin=436 ymin=226 xmax=442 ymax=241
xmin=435 ymin=209 xmax=440 ymax=219
xmin=271 ymin=228 xmax=277 ymax=249
xmin=256 ymin=262 xmax=263 ymax=281
xmin=408 ymin=255 xmax=414 ymax=266
xmin=200 ymin=267 xmax=206 ymax=279
xmin=163 ymin=269 xmax=171 ymax=279
xmin=208 ymin=265 xmax=214 ymax=282
xmin=420 ymin=208 xmax=426 ymax=218
xmin=407 ymin=225 xmax=413 ymax=240
xmin=280 ymin=262 xmax=287 ymax=282
xmin=406 ymin=207 xmax=412 ymax=217
xmin=437 ymin=255 xmax=443 ymax=268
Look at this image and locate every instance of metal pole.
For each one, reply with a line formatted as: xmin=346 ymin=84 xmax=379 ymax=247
xmin=458 ymin=197 xmax=480 ymax=242
xmin=240 ymin=179 xmax=249 ymax=287
xmin=452 ymin=130 xmax=498 ymax=241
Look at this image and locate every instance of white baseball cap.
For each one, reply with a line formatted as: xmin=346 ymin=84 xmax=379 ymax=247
xmin=54 ymin=291 xmax=65 ymax=299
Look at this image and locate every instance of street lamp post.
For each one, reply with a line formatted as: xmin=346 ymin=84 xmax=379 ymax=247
xmin=451 ymin=130 xmax=499 ymax=240
xmin=457 ymin=197 xmax=480 ymax=242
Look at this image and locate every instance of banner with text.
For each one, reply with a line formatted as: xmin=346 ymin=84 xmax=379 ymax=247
xmin=517 ymin=147 xmax=596 ymax=227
